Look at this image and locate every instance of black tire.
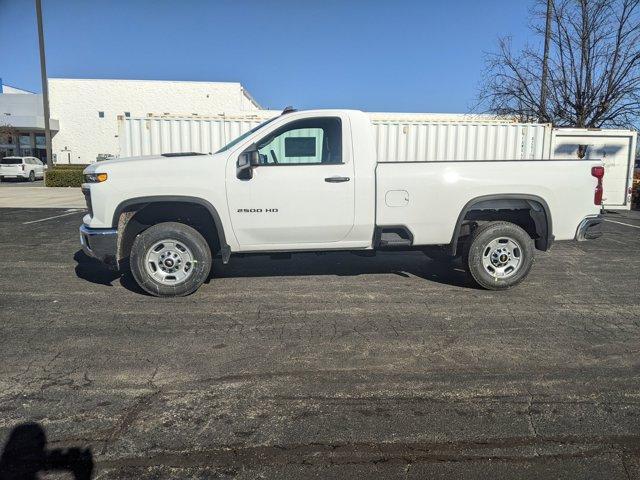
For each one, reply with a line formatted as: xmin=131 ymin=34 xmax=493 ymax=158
xmin=28 ymin=171 xmax=35 ymax=182
xmin=463 ymin=221 xmax=534 ymax=290
xmin=130 ymin=222 xmax=212 ymax=297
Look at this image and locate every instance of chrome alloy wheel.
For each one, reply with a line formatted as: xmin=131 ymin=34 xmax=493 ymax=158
xmin=481 ymin=237 xmax=523 ymax=278
xmin=144 ymin=239 xmax=195 ymax=285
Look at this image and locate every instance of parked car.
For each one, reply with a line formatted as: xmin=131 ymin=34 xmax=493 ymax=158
xmin=0 ymin=156 xmax=46 ymax=182
xmin=80 ymin=109 xmax=604 ymax=297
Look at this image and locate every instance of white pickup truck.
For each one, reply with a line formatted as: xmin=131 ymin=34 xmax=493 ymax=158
xmin=80 ymin=109 xmax=604 ymax=297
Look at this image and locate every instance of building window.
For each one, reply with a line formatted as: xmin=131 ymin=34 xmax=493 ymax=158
xmin=98 ymin=111 xmax=105 ymax=118
xmin=19 ymin=135 xmax=31 ymax=148
xmin=124 ymin=112 xmax=130 ymax=117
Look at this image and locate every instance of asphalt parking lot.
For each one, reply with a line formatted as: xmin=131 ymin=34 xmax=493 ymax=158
xmin=1 ymin=208 xmax=639 ymax=479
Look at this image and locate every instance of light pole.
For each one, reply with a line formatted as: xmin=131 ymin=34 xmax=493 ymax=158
xmin=35 ymin=0 xmax=53 ymax=168
xmin=540 ymin=0 xmax=553 ymax=123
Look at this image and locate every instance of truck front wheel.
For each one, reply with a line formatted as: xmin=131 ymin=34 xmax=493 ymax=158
xmin=130 ymin=222 xmax=212 ymax=297
xmin=463 ymin=221 xmax=534 ymax=290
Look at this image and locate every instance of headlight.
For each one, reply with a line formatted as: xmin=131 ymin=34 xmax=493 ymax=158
xmin=84 ymin=172 xmax=108 ymax=183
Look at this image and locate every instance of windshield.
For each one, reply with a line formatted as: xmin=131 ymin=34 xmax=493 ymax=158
xmin=215 ymin=117 xmax=278 ymax=153
xmin=0 ymin=158 xmax=22 ymax=165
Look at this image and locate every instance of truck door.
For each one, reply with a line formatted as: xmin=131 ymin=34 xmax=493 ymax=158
xmin=227 ymin=116 xmax=355 ymax=247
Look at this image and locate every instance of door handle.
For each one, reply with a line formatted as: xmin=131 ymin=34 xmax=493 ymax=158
xmin=325 ymin=176 xmax=350 ymax=183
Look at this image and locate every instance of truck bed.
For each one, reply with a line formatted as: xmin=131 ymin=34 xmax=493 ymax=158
xmin=375 ymin=160 xmax=602 ymax=245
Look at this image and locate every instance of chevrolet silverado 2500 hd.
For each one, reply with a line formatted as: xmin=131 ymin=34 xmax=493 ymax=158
xmin=80 ymin=109 xmax=603 ymax=297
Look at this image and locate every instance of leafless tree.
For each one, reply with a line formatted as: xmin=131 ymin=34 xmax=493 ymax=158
xmin=478 ymin=0 xmax=640 ymax=129
xmin=0 ymin=124 xmax=18 ymax=145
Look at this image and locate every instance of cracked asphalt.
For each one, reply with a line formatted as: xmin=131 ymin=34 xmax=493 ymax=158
xmin=1 ymin=207 xmax=639 ymax=479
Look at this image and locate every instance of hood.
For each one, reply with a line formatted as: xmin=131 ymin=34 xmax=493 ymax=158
xmin=83 ymin=154 xmax=164 ymax=174
xmin=83 ymin=153 xmax=218 ymax=175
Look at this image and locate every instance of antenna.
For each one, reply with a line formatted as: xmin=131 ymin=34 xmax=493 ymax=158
xmin=281 ymin=106 xmax=297 ymax=115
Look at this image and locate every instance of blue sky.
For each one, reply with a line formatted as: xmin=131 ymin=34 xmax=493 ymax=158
xmin=0 ymin=0 xmax=534 ymax=112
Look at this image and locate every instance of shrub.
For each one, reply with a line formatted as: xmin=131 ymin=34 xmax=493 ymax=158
xmin=51 ymin=164 xmax=90 ymax=170
xmin=45 ymin=168 xmax=85 ymax=187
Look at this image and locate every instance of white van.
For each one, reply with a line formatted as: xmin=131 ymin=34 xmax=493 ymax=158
xmin=0 ymin=156 xmax=46 ymax=182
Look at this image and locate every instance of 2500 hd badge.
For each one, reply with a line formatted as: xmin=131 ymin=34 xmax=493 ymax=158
xmin=237 ymin=208 xmax=279 ymax=213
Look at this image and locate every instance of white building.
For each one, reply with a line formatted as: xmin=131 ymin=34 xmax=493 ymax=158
xmin=0 ymin=80 xmax=60 ymax=162
xmin=48 ymin=78 xmax=261 ymax=164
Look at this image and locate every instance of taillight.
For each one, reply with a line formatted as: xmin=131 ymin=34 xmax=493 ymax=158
xmin=21 ymin=164 xmax=25 ymax=171
xmin=591 ymin=166 xmax=604 ymax=205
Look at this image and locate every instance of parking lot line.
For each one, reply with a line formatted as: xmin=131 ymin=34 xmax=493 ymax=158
xmin=603 ymin=218 xmax=640 ymax=229
xmin=22 ymin=209 xmax=85 ymax=225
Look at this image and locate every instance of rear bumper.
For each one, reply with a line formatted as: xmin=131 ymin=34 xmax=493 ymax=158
xmin=79 ymin=224 xmax=118 ymax=268
xmin=575 ymin=215 xmax=603 ymax=241
xmin=0 ymin=173 xmax=28 ymax=178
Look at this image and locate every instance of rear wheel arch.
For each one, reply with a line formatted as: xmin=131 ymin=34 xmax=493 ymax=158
xmin=449 ymin=194 xmax=553 ymax=256
xmin=113 ymin=196 xmax=230 ymax=264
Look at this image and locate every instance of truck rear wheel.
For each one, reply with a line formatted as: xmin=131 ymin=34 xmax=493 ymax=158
xmin=130 ymin=222 xmax=212 ymax=297
xmin=463 ymin=221 xmax=534 ymax=290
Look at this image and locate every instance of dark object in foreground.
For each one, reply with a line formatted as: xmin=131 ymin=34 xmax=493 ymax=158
xmin=0 ymin=423 xmax=93 ymax=480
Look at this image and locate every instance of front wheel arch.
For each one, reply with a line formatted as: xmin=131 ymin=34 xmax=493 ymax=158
xmin=113 ymin=196 xmax=230 ymax=265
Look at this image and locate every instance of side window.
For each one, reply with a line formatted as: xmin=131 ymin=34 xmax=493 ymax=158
xmin=256 ymin=117 xmax=342 ymax=165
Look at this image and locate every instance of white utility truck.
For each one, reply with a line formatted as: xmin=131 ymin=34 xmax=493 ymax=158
xmin=81 ymin=109 xmax=604 ymax=297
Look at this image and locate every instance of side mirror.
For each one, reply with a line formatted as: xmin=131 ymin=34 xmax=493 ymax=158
xmin=237 ymin=149 xmax=260 ymax=179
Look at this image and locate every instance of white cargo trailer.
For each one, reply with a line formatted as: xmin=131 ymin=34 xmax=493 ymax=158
xmin=550 ymin=129 xmax=637 ymax=209
xmin=117 ymin=112 xmax=636 ymax=209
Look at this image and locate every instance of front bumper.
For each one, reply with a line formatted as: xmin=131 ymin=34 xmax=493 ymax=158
xmin=575 ymin=215 xmax=603 ymax=241
xmin=79 ymin=224 xmax=118 ymax=268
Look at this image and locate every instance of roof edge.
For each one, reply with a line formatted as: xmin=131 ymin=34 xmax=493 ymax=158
xmin=48 ymin=77 xmax=243 ymax=86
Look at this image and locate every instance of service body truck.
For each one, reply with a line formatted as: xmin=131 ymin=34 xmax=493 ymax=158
xmin=80 ymin=109 xmax=604 ymax=297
